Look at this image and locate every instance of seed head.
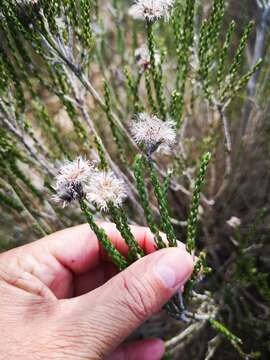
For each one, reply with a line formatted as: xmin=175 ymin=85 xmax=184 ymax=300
xmin=130 ymin=113 xmax=176 ymax=155
xmin=128 ymin=0 xmax=174 ymax=22
xmin=53 ymin=157 xmax=94 ymax=207
xmin=52 ymin=182 xmax=85 ymax=208
xmin=86 ymin=171 xmax=127 ymax=212
xmin=227 ymin=216 xmax=241 ymax=229
xmin=16 ymin=0 xmax=38 ymax=4
xmin=55 ymin=157 xmax=93 ymax=185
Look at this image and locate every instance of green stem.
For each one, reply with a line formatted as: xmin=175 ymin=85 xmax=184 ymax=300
xmin=108 ymin=201 xmax=145 ymax=261
xmin=80 ymin=199 xmax=128 ymax=270
xmin=145 ymin=69 xmax=158 ymax=114
xmin=148 ymin=159 xmax=177 ymax=247
xmin=134 ymin=155 xmax=166 ymax=249
xmin=186 ymin=152 xmax=211 ymax=253
xmin=146 ymin=21 xmax=167 ymax=118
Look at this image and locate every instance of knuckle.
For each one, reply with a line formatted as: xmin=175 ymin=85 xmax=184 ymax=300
xmin=120 ymin=271 xmax=157 ymax=321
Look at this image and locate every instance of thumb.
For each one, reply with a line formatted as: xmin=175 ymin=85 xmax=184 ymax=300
xmin=66 ymin=248 xmax=193 ymax=358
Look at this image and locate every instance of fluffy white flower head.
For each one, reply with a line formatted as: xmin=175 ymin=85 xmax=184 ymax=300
xmin=16 ymin=0 xmax=38 ymax=4
xmin=128 ymin=0 xmax=174 ymax=22
xmin=86 ymin=171 xmax=127 ymax=212
xmin=53 ymin=157 xmax=94 ymax=207
xmin=55 ymin=157 xmax=93 ymax=187
xmin=227 ymin=216 xmax=242 ymax=229
xmin=130 ymin=113 xmax=176 ymax=155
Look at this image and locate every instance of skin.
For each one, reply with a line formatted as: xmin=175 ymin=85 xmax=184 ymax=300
xmin=0 ymin=223 xmax=194 ymax=360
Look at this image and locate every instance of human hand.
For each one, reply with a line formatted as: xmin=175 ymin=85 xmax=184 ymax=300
xmin=0 ymin=223 xmax=193 ymax=360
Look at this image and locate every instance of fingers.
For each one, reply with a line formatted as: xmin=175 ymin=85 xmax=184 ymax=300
xmin=1 ymin=223 xmax=157 ymax=274
xmin=46 ymin=223 xmax=159 ymax=274
xmin=0 ymin=223 xmax=187 ymax=299
xmin=47 ymin=223 xmax=185 ymax=276
xmin=66 ymin=247 xmax=193 ymax=357
xmin=0 ymin=223 xmax=158 ymax=299
xmin=107 ymin=339 xmax=165 ymax=360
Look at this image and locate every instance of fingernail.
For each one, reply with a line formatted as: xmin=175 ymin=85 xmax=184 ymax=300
xmin=154 ymin=249 xmax=193 ymax=289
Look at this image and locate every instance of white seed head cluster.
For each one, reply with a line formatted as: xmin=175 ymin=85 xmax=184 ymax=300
xmin=227 ymin=216 xmax=242 ymax=229
xmin=15 ymin=0 xmax=38 ymax=5
xmin=86 ymin=171 xmax=127 ymax=212
xmin=128 ymin=0 xmax=174 ymax=22
xmin=55 ymin=157 xmax=93 ymax=185
xmin=53 ymin=158 xmax=127 ymax=210
xmin=53 ymin=157 xmax=94 ymax=207
xmin=130 ymin=113 xmax=176 ymax=155
xmin=135 ymin=44 xmax=160 ymax=72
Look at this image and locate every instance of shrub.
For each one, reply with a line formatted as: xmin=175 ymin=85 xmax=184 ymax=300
xmin=0 ymin=0 xmax=269 ymax=358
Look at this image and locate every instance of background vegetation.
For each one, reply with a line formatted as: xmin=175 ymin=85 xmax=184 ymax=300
xmin=0 ymin=0 xmax=269 ymax=359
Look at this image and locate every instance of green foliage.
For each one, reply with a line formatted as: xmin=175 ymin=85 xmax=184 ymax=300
xmin=187 ymin=152 xmax=211 ymax=253
xmin=146 ymin=21 xmax=167 ymax=118
xmin=108 ymin=201 xmax=145 ymax=261
xmin=217 ymin=21 xmax=236 ymax=88
xmin=123 ymin=66 xmax=143 ymax=114
xmin=209 ymin=319 xmax=242 ymax=345
xmin=0 ymin=191 xmax=24 ymax=213
xmin=145 ymin=68 xmax=158 ymax=113
xmin=0 ymin=0 xmax=269 ymax=358
xmin=80 ymin=199 xmax=128 ymax=270
xmin=173 ymin=0 xmax=195 ymax=119
xmin=103 ymin=80 xmax=126 ymax=163
xmin=133 ymin=155 xmax=166 ymax=249
xmin=148 ymin=160 xmax=177 ymax=247
xmin=209 ymin=319 xmax=245 ymax=357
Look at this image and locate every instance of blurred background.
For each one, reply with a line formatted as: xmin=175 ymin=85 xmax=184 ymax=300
xmin=0 ymin=0 xmax=269 ymax=359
